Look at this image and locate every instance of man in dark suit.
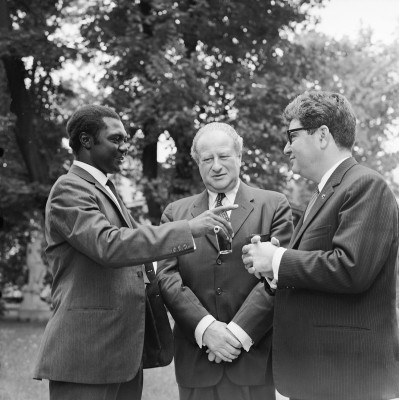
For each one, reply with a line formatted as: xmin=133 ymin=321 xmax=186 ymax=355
xmin=157 ymin=122 xmax=293 ymax=400
xmin=242 ymin=91 xmax=399 ymax=400
xmin=33 ymin=105 xmax=236 ymax=400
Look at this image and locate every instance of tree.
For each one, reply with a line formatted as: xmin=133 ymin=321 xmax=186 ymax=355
xmin=0 ymin=0 xmax=77 ymax=286
xmin=78 ymin=0 xmax=326 ymax=222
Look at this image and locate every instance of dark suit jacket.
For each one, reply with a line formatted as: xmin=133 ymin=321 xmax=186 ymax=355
xmin=273 ymin=157 xmax=399 ymax=400
xmin=157 ymin=182 xmax=293 ymax=388
xmin=33 ymin=165 xmax=194 ymax=384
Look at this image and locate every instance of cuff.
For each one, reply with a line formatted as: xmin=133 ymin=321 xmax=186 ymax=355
xmin=194 ymin=315 xmax=216 ymax=348
xmin=271 ymin=247 xmax=286 ymax=283
xmin=227 ymin=322 xmax=253 ymax=352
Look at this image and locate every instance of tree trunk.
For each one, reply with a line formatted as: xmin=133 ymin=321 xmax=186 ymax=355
xmin=0 ymin=0 xmax=49 ymax=184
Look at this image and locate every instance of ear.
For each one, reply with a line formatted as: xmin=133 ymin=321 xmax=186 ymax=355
xmin=318 ymin=125 xmax=331 ymax=149
xmin=79 ymin=132 xmax=92 ymax=150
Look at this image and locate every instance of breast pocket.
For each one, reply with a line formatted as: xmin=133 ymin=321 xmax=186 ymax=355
xmin=300 ymin=225 xmax=332 ymax=251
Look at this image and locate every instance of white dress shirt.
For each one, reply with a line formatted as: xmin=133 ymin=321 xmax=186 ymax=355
xmin=194 ymin=180 xmax=254 ymax=352
xmin=73 ymin=160 xmax=122 ymax=213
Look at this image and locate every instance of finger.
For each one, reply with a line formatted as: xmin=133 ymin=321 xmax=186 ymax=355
xmin=214 ymin=351 xmax=233 ymax=363
xmin=251 ymin=235 xmax=261 ymax=244
xmin=207 ymin=351 xmax=216 ymax=362
xmin=212 ymin=204 xmax=239 ymax=214
xmin=271 ymin=237 xmax=280 ymax=246
xmin=254 ymin=271 xmax=262 ymax=279
xmin=243 ymin=262 xmax=253 ymax=270
xmin=242 ymin=244 xmax=250 ymax=254
xmin=215 ymin=356 xmax=222 ymax=363
xmin=215 ymin=218 xmax=234 ymax=239
xmin=248 ymin=266 xmax=257 ymax=275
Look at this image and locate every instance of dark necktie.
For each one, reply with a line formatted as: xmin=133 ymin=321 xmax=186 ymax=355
xmin=304 ymin=188 xmax=319 ymax=221
xmin=215 ymin=192 xmax=230 ymax=221
xmin=106 ymin=179 xmax=122 ymax=206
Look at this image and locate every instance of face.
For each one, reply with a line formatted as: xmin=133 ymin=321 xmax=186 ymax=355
xmin=196 ymin=129 xmax=241 ymax=193
xmin=283 ymin=119 xmax=319 ymax=180
xmin=89 ymin=117 xmax=129 ymax=174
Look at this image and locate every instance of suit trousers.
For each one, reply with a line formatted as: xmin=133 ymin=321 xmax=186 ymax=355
xmin=178 ymin=373 xmax=275 ymax=400
xmin=49 ymin=368 xmax=143 ymax=400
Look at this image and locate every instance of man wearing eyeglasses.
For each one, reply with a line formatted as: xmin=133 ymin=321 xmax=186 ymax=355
xmin=242 ymin=91 xmax=399 ymax=400
xmin=157 ymin=122 xmax=293 ymax=400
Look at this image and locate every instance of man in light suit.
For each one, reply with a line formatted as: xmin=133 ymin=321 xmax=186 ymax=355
xmin=33 ymin=105 xmax=236 ymax=400
xmin=243 ymin=91 xmax=399 ymax=400
xmin=157 ymin=122 xmax=293 ymax=400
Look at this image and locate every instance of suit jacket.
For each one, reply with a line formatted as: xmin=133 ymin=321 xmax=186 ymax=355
xmin=33 ymin=165 xmax=194 ymax=384
xmin=157 ymin=181 xmax=293 ymax=388
xmin=273 ymin=157 xmax=399 ymax=400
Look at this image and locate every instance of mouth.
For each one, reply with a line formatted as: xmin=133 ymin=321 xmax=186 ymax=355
xmin=212 ymin=174 xmax=226 ymax=179
xmin=116 ymin=156 xmax=125 ymax=163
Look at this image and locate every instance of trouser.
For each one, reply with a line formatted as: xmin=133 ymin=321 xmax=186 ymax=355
xmin=49 ymin=368 xmax=143 ymax=400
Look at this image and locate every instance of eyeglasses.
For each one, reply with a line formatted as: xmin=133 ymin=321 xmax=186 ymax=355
xmin=286 ymin=127 xmax=315 ymax=144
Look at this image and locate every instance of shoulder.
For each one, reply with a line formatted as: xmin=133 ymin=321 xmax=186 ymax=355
xmin=242 ymin=182 xmax=288 ymax=203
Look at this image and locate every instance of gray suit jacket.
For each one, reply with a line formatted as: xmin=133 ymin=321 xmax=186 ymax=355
xmin=157 ymin=181 xmax=293 ymax=388
xmin=33 ymin=165 xmax=194 ymax=384
xmin=273 ymin=158 xmax=399 ymax=400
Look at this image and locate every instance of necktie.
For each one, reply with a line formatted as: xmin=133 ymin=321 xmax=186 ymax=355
xmin=106 ymin=179 xmax=122 ymax=206
xmin=215 ymin=193 xmax=230 ymax=221
xmin=303 ymin=188 xmax=319 ymax=221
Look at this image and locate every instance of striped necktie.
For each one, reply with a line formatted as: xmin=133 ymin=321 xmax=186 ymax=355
xmin=303 ymin=188 xmax=319 ymax=221
xmin=215 ymin=193 xmax=230 ymax=221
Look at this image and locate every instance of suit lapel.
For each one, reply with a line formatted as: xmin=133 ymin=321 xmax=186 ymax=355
xmin=290 ymin=157 xmax=357 ymax=248
xmin=69 ymin=165 xmax=132 ymax=228
xmin=190 ymin=190 xmax=219 ymax=251
xmin=230 ymin=182 xmax=254 ymax=236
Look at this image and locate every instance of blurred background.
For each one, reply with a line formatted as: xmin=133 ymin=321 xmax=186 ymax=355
xmin=0 ymin=0 xmax=399 ymax=399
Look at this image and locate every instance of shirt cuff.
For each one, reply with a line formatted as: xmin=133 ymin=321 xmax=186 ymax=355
xmin=227 ymin=322 xmax=253 ymax=352
xmin=194 ymin=315 xmax=216 ymax=348
xmin=271 ymin=247 xmax=287 ymax=282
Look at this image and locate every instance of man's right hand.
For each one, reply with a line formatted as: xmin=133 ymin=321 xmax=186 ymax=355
xmin=188 ymin=204 xmax=238 ymax=240
xmin=202 ymin=320 xmax=242 ymax=363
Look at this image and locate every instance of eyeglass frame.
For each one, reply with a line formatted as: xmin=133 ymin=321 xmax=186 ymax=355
xmin=286 ymin=126 xmax=318 ymax=145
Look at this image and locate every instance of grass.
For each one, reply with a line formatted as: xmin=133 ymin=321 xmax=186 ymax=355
xmin=0 ymin=318 xmax=178 ymax=400
xmin=0 ymin=317 xmax=288 ymax=400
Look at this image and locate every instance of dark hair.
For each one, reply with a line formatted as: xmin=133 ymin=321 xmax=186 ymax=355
xmin=283 ymin=91 xmax=357 ymax=150
xmin=67 ymin=105 xmax=121 ymax=154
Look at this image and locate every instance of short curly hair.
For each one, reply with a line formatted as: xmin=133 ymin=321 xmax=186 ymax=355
xmin=283 ymin=91 xmax=357 ymax=150
xmin=67 ymin=105 xmax=120 ymax=154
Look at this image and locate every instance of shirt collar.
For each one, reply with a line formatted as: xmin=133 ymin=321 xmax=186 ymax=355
xmin=207 ymin=180 xmax=241 ymax=209
xmin=73 ymin=160 xmax=109 ymax=187
xmin=318 ymin=156 xmax=351 ymax=192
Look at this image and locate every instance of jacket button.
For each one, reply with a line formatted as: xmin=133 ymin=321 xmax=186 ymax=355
xmin=216 ymin=288 xmax=223 ymax=295
xmin=173 ymin=247 xmax=177 ymax=252
xmin=183 ymin=244 xmax=187 ymax=250
xmin=216 ymin=259 xmax=222 ymax=265
xmin=137 ymin=271 xmax=143 ymax=278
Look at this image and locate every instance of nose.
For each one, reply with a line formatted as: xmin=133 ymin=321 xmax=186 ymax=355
xmin=119 ymin=141 xmax=130 ymax=154
xmin=283 ymin=141 xmax=291 ymax=155
xmin=211 ymin=157 xmax=222 ymax=171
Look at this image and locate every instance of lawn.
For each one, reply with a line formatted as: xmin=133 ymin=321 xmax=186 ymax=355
xmin=0 ymin=318 xmax=178 ymax=400
xmin=0 ymin=318 xmax=287 ymax=400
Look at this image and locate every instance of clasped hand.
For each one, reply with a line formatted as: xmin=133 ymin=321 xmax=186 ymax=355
xmin=203 ymin=321 xmax=241 ymax=363
xmin=241 ymin=235 xmax=279 ymax=278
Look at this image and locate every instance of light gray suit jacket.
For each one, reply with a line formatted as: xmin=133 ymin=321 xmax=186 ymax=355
xmin=34 ymin=165 xmax=194 ymax=384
